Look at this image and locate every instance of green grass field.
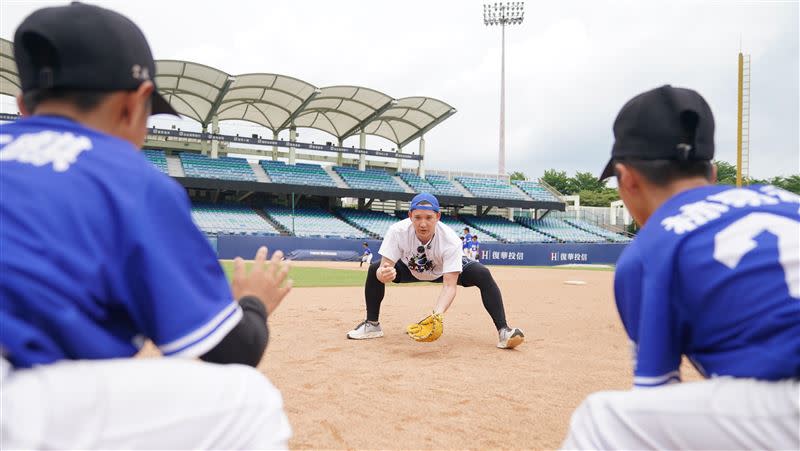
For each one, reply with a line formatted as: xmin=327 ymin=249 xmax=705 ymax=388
xmin=218 ymin=261 xmax=614 ymax=288
xmin=219 ymin=261 xmax=368 ymax=287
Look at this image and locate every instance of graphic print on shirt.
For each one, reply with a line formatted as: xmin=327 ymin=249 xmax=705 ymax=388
xmin=407 ymin=245 xmax=435 ymax=273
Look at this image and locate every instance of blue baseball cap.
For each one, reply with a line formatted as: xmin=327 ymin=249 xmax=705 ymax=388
xmin=409 ymin=192 xmax=440 ymax=212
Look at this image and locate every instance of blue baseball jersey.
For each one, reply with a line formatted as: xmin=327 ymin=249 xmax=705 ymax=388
xmin=0 ymin=116 xmax=241 ymax=368
xmin=615 ymin=184 xmax=800 ymax=387
xmin=463 ymin=233 xmax=472 ymax=249
xmin=363 ymin=247 xmax=372 ymax=256
xmin=469 ymin=240 xmax=480 ymax=252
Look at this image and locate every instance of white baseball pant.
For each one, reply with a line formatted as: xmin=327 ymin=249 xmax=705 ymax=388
xmin=1 ymin=357 xmax=291 ymax=449
xmin=562 ymin=377 xmax=799 ymax=450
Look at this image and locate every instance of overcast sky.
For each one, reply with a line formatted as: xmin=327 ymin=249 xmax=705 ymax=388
xmin=1 ymin=0 xmax=797 ymax=180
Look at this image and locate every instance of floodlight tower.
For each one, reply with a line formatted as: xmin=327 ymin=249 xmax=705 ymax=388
xmin=484 ymin=2 xmax=524 ymax=176
xmin=736 ymin=51 xmax=751 ymax=187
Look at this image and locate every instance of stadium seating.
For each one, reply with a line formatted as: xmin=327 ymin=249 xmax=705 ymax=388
xmin=263 ymin=205 xmax=367 ymax=239
xmin=396 ymin=171 xmax=435 ymax=194
xmin=191 ymin=204 xmax=279 ymax=236
xmin=515 ymin=217 xmax=605 ymax=243
xmin=564 ymin=218 xmax=632 ymax=242
xmin=514 ymin=180 xmax=560 ymax=202
xmin=143 ymin=149 xmax=169 ymax=174
xmin=180 ymin=153 xmax=257 ymax=181
xmin=455 ymin=176 xmax=527 ymax=200
xmin=260 ymin=160 xmax=336 ymax=187
xmin=438 ymin=215 xmax=499 ymax=243
xmin=461 ymin=215 xmax=555 ymax=243
xmin=425 ymin=174 xmax=466 ymax=197
xmin=338 ymin=208 xmax=396 ymax=238
xmin=333 ymin=166 xmax=405 ymax=192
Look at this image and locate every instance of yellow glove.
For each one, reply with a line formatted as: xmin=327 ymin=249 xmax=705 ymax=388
xmin=406 ymin=312 xmax=443 ymax=342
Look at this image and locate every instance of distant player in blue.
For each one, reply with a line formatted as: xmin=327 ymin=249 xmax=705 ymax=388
xmin=360 ymin=242 xmax=373 ymax=267
xmin=462 ymin=227 xmax=472 ymax=257
xmin=0 ymin=4 xmax=292 ymax=449
xmin=468 ymin=235 xmax=480 ymax=261
xmin=563 ymin=85 xmax=799 ymax=450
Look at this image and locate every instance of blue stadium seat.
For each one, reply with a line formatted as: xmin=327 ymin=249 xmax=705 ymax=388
xmin=513 ymin=180 xmax=560 ymax=202
xmin=455 ymin=176 xmax=527 ymax=200
xmin=564 ymin=218 xmax=632 ymax=242
xmin=338 ymin=208 xmax=396 ymax=238
xmin=425 ymin=174 xmax=465 ymax=197
xmin=263 ymin=205 xmax=368 ymax=239
xmin=333 ymin=166 xmax=405 ymax=192
xmin=515 ymin=217 xmax=606 ymax=243
xmin=260 ymin=160 xmax=336 ymax=187
xmin=461 ymin=214 xmax=554 ymax=243
xmin=191 ymin=203 xmax=279 ymax=236
xmin=143 ymin=149 xmax=169 ymax=174
xmin=180 ymin=153 xmax=257 ymax=182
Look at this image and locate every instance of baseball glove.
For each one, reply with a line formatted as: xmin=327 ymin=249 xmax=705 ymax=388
xmin=406 ymin=312 xmax=443 ymax=342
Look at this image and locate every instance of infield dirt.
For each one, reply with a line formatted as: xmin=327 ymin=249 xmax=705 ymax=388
xmin=141 ymin=262 xmax=700 ymax=449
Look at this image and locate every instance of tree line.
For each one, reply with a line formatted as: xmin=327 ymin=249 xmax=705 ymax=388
xmin=509 ymin=161 xmax=799 ymax=207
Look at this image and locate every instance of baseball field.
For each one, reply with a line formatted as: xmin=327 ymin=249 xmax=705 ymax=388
xmin=143 ymin=260 xmax=701 ymax=449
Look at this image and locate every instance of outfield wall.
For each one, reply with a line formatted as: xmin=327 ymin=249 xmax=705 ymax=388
xmin=216 ymin=235 xmax=628 ymax=266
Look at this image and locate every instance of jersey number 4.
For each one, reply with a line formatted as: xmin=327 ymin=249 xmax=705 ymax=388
xmin=713 ymin=212 xmax=800 ymax=298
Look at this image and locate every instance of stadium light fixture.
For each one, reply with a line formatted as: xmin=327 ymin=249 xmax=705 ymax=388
xmin=484 ymin=1 xmax=524 ymax=176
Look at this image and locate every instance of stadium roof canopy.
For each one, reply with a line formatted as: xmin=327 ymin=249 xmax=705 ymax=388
xmin=0 ymin=38 xmax=20 ymax=99
xmin=0 ymin=39 xmax=456 ymax=147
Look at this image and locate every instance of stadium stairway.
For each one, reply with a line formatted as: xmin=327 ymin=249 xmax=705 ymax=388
xmin=334 ymin=210 xmax=382 ymax=239
xmin=249 ymin=162 xmax=271 ymax=183
xmin=323 ymin=166 xmax=350 ymax=189
xmin=255 ymin=209 xmax=291 ymax=236
xmin=394 ymin=175 xmax=416 ymax=194
xmin=511 ymin=184 xmax=534 ymax=201
xmin=451 ymin=178 xmax=474 ymax=198
xmin=166 ymin=155 xmax=185 ymax=177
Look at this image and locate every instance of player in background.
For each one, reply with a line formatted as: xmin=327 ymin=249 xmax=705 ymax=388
xmin=462 ymin=227 xmax=472 ymax=257
xmin=0 ymin=4 xmax=292 ymax=448
xmin=562 ymin=85 xmax=799 ymax=450
xmin=346 ymin=193 xmax=525 ymax=349
xmin=360 ymin=241 xmax=373 ymax=268
xmin=469 ymin=235 xmax=480 ymax=261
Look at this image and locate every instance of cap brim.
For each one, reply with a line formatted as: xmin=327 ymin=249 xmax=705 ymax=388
xmin=410 ymin=205 xmax=440 ymax=212
xmin=151 ymin=91 xmax=179 ymax=116
xmin=599 ymin=158 xmax=615 ymax=181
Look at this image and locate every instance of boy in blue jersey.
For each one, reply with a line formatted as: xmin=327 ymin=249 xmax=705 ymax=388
xmin=1 ymin=4 xmax=292 ymax=449
xmin=469 ymin=235 xmax=480 ymax=261
xmin=462 ymin=227 xmax=472 ymax=257
xmin=360 ymin=241 xmax=373 ymax=267
xmin=563 ymin=85 xmax=799 ymax=449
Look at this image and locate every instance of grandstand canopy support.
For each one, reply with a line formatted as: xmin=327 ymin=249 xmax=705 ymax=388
xmin=398 ymin=107 xmax=457 ymax=149
xmin=358 ymin=131 xmax=367 ymax=171
xmin=288 ymin=128 xmax=297 ymax=165
xmin=418 ymin=136 xmax=426 ymax=178
xmin=202 ymin=76 xmax=235 ymax=127
xmin=341 ymin=99 xmax=398 ymax=140
xmin=272 ymin=131 xmax=279 ymax=161
xmin=211 ymin=116 xmax=220 ymax=158
xmin=277 ymin=88 xmax=321 ymax=131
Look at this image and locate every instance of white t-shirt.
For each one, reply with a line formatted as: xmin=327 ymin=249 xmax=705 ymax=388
xmin=378 ymin=218 xmax=464 ymax=281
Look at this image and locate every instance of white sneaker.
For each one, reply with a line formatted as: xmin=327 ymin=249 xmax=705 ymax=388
xmin=497 ymin=327 xmax=525 ymax=349
xmin=347 ymin=320 xmax=384 ymax=339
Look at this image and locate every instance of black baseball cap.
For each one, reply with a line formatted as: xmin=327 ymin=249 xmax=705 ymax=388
xmin=14 ymin=2 xmax=177 ymax=116
xmin=599 ymin=85 xmax=715 ymax=180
